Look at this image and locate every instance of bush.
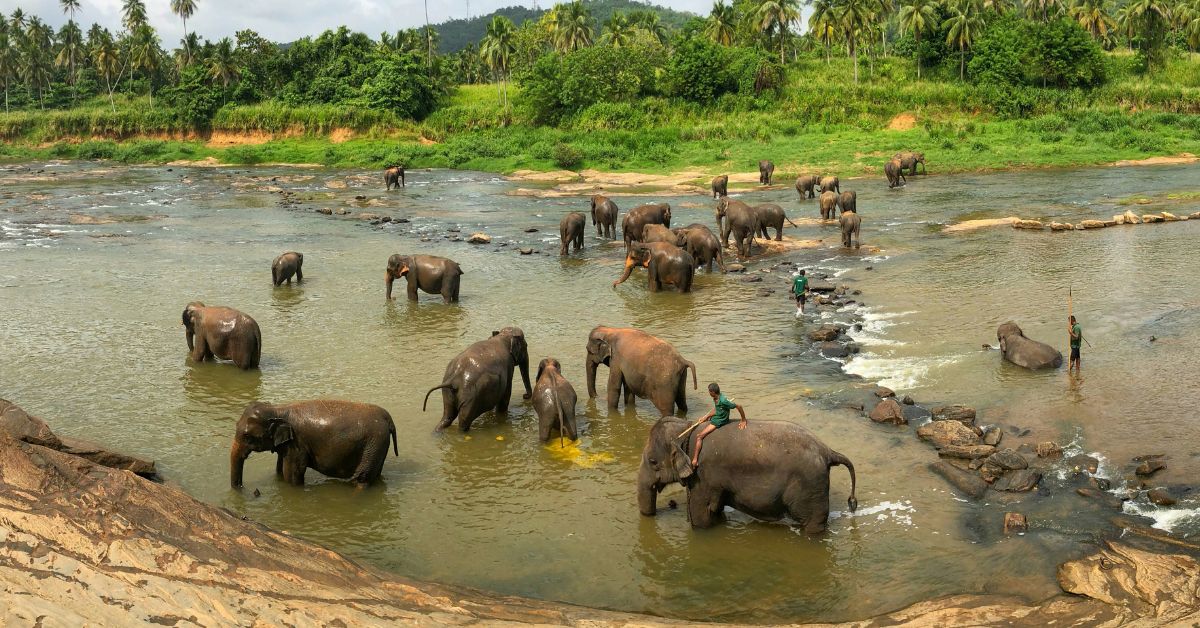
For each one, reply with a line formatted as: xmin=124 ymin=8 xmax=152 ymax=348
xmin=363 ymin=52 xmax=441 ymax=120
xmin=160 ymin=66 xmax=223 ymax=129
xmin=1029 ymin=20 xmax=1107 ymax=88
xmin=968 ymin=16 xmax=1027 ymax=87
xmin=669 ymin=39 xmax=728 ymax=102
xmin=552 ymin=143 xmax=583 ymax=169
xmin=518 ymin=45 xmax=661 ymax=123
xmin=76 ymin=140 xmax=117 ymax=160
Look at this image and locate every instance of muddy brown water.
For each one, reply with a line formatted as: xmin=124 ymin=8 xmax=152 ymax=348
xmin=1 ymin=161 xmax=1198 ymax=623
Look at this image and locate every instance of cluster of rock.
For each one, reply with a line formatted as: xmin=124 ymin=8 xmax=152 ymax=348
xmin=1015 ymin=209 xmax=1200 ymax=232
xmin=0 ymin=398 xmax=158 ymax=480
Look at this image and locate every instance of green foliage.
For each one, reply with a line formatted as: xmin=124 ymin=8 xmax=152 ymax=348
xmin=160 ymin=65 xmax=222 ymax=129
xmin=363 ymin=52 xmax=442 ymax=119
xmin=967 ymin=16 xmax=1026 ymax=86
xmin=668 ymin=38 xmax=727 ymax=102
xmin=76 ymin=139 xmax=117 ymax=159
xmin=552 ymin=142 xmax=583 ymax=169
xmin=518 ymin=44 xmax=660 ymax=122
xmin=1029 ymin=20 xmax=1107 ymax=88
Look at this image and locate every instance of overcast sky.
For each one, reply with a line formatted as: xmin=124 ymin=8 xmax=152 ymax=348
xmin=9 ymin=0 xmax=714 ymax=44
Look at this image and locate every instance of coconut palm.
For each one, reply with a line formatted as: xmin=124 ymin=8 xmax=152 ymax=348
xmin=630 ymin=10 xmax=669 ymax=44
xmin=981 ymin=0 xmax=1015 ymax=12
xmin=1069 ymin=0 xmax=1116 ymax=40
xmin=176 ymin=32 xmax=200 ymax=68
xmin=1023 ymin=0 xmax=1063 ymax=21
xmin=601 ymin=11 xmax=635 ymax=47
xmin=943 ymin=0 xmax=984 ymax=79
xmin=130 ymin=24 xmax=162 ymax=105
xmin=170 ymin=0 xmax=198 ymax=60
xmin=838 ymin=0 xmax=874 ymax=83
xmin=0 ymin=32 xmax=16 ymax=112
xmin=21 ymin=18 xmax=54 ymax=110
xmin=92 ymin=32 xmax=120 ymax=110
xmin=809 ymin=0 xmax=840 ymax=62
xmin=9 ymin=9 xmax=27 ymax=35
xmin=755 ymin=0 xmax=802 ymax=63
xmin=899 ymin=0 xmax=940 ymax=78
xmin=480 ymin=15 xmax=516 ymax=108
xmin=122 ymin=0 xmax=148 ymax=31
xmin=61 ymin=0 xmax=82 ymax=20
xmin=207 ymin=36 xmax=238 ymax=103
xmin=1124 ymin=0 xmax=1172 ymax=66
xmin=548 ymin=1 xmax=594 ymax=52
xmin=55 ymin=20 xmax=84 ymax=102
xmin=706 ymin=1 xmax=738 ymax=45
xmin=1183 ymin=0 xmax=1200 ymax=49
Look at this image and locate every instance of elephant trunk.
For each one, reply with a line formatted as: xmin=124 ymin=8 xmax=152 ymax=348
xmin=185 ymin=326 xmax=194 ymax=352
xmin=585 ymin=356 xmax=598 ymax=398
xmin=230 ymin=440 xmax=249 ymax=488
xmin=385 ymin=269 xmax=395 ymax=300
xmin=519 ymin=353 xmax=532 ymax=399
xmin=637 ymin=462 xmax=658 ymax=516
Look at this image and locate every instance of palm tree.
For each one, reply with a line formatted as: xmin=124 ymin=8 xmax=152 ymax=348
xmin=706 ymin=1 xmax=738 ymax=45
xmin=809 ymin=0 xmax=839 ymax=62
xmin=838 ymin=0 xmax=874 ymax=83
xmin=171 ymin=0 xmax=198 ymax=60
xmin=1024 ymin=0 xmax=1062 ymax=21
xmin=0 ymin=32 xmax=16 ymax=112
xmin=56 ymin=20 xmax=84 ymax=102
xmin=755 ymin=0 xmax=802 ymax=63
xmin=208 ymin=37 xmax=239 ymax=103
xmin=899 ymin=0 xmax=939 ymax=78
xmin=122 ymin=0 xmax=148 ymax=31
xmin=1124 ymin=0 xmax=1172 ymax=66
xmin=601 ymin=11 xmax=636 ymax=47
xmin=630 ymin=10 xmax=669 ymax=44
xmin=943 ymin=0 xmax=984 ymax=79
xmin=9 ymin=9 xmax=27 ymax=35
xmin=480 ymin=15 xmax=516 ymax=108
xmin=548 ymin=1 xmax=594 ymax=52
xmin=1069 ymin=0 xmax=1116 ymax=40
xmin=61 ymin=0 xmax=81 ymax=19
xmin=130 ymin=24 xmax=161 ymax=106
xmin=1183 ymin=0 xmax=1200 ymax=49
xmin=176 ymin=32 xmax=200 ymax=68
xmin=93 ymin=32 xmax=120 ymax=110
xmin=22 ymin=18 xmax=54 ymax=110
xmin=981 ymin=0 xmax=1014 ymax=12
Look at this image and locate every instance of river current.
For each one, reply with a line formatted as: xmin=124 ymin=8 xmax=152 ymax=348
xmin=1 ymin=160 xmax=1197 ymax=623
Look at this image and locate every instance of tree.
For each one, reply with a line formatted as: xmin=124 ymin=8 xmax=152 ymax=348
xmin=838 ymin=0 xmax=874 ymax=83
xmin=755 ymin=0 xmax=801 ymax=63
xmin=480 ymin=15 xmax=516 ymax=108
xmin=706 ymin=1 xmax=738 ymax=45
xmin=122 ymin=0 xmax=148 ymax=31
xmin=1068 ymin=0 xmax=1115 ymax=39
xmin=363 ymin=51 xmax=439 ymax=119
xmin=21 ymin=18 xmax=53 ymax=109
xmin=547 ymin=1 xmax=594 ymax=52
xmin=808 ymin=0 xmax=840 ymax=62
xmin=1124 ymin=0 xmax=1171 ymax=69
xmin=944 ymin=0 xmax=984 ymax=79
xmin=171 ymin=0 xmax=198 ymax=60
xmin=61 ymin=0 xmax=81 ymax=20
xmin=207 ymin=36 xmax=239 ymax=102
xmin=56 ymin=20 xmax=84 ymax=102
xmin=900 ymin=0 xmax=940 ymax=78
xmin=1184 ymin=0 xmax=1200 ymax=49
xmin=1024 ymin=0 xmax=1063 ymax=21
xmin=130 ymin=24 xmax=162 ymax=105
xmin=601 ymin=11 xmax=635 ymax=47
xmin=0 ymin=32 xmax=15 ymax=112
xmin=176 ymin=32 xmax=200 ymax=69
xmin=629 ymin=10 xmax=669 ymax=44
xmin=92 ymin=30 xmax=120 ymax=110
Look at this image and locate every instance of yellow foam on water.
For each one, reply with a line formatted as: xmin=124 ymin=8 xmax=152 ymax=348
xmin=545 ymin=440 xmax=615 ymax=468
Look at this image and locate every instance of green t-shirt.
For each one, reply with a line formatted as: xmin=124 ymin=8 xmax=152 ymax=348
xmin=712 ymin=394 xmax=738 ymax=426
xmin=793 ymin=275 xmax=808 ymax=294
xmin=1071 ymin=323 xmax=1082 ymax=348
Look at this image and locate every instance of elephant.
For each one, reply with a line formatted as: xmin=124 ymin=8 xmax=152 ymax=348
xmin=885 ymin=159 xmax=906 ymax=189
xmin=424 ymin=327 xmax=532 ymax=432
xmin=642 ymin=223 xmax=682 ymax=246
xmin=840 ymin=211 xmax=861 ymax=248
xmin=384 ymin=166 xmax=406 ymax=190
xmin=819 ymin=191 xmax=839 ymax=220
xmin=715 ymin=197 xmax=760 ymax=260
xmin=560 ymin=212 xmax=586 ymax=256
xmin=758 ymin=160 xmax=775 ymax=185
xmin=590 ymin=195 xmax=619 ymax=239
xmin=585 ymin=326 xmax=697 ymax=416
xmin=997 ymin=322 xmax=1063 ymax=370
xmin=230 ymin=399 xmax=398 ymax=489
xmin=533 ymin=358 xmax=578 ymax=444
xmin=711 ymin=175 xmax=729 ymax=199
xmin=385 ymin=254 xmax=462 ymax=303
xmin=637 ymin=417 xmax=858 ymax=533
xmin=795 ymin=175 xmax=819 ymax=199
xmin=622 ymin=202 xmax=672 ymax=248
xmin=182 ymin=302 xmax=261 ymax=370
xmin=820 ymin=176 xmax=840 ymax=194
xmin=271 ymin=251 xmax=303 ymax=286
xmin=752 ymin=203 xmax=798 ymax=241
xmin=838 ymin=190 xmax=857 ymax=215
xmin=895 ymin=151 xmax=926 ymax=175
xmin=672 ymin=223 xmax=726 ymax=273
xmin=613 ymin=242 xmax=695 ymax=293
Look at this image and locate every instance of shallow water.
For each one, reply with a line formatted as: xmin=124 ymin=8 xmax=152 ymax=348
xmin=1 ymin=161 xmax=1198 ymax=623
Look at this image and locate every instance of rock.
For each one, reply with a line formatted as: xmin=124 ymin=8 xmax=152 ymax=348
xmin=1065 ymin=454 xmax=1100 ymax=475
xmin=380 ymin=216 xmax=392 ymax=223
xmin=807 ymin=279 xmax=836 ymax=292
xmin=467 ymin=233 xmax=492 ymax=244
xmin=448 ymin=227 xmax=461 ymax=233
xmin=938 ymin=444 xmax=996 ymax=460
xmin=987 ymin=448 xmax=1029 ymax=471
xmin=1191 ymin=211 xmax=1200 ymax=220
xmin=742 ymin=275 xmax=762 ymax=283
xmin=874 ymin=387 xmax=895 ymax=398
xmin=0 ymin=399 xmax=62 ymax=448
xmin=1012 ymin=219 xmax=1044 ymax=230
xmin=726 ymin=263 xmax=746 ymax=272
xmin=816 ymin=342 xmax=850 ymax=358
xmin=518 ymin=248 xmax=534 ymax=255
xmin=917 ymin=420 xmax=982 ymax=448
xmin=834 ymin=284 xmax=848 ymax=295
xmin=1123 ymin=210 xmax=1141 ymax=224
xmin=1049 ymin=222 xmax=1073 ymax=231
xmin=394 ymin=217 xmax=410 ymax=223
xmin=929 ymin=461 xmax=988 ymax=499
xmin=358 ymin=213 xmax=381 ymax=221
xmin=1103 ymin=220 xmax=1119 ymax=227
xmin=58 ymin=436 xmax=159 ymax=480
xmin=1131 ymin=453 xmax=1165 ymax=462
xmin=324 ymin=179 xmax=347 ymax=189
xmin=1147 ymin=488 xmax=1177 ymax=506
xmin=1004 ymin=512 xmax=1028 ymax=534
xmin=354 ymin=194 xmax=366 ymax=200
xmin=1076 ymin=487 xmax=1126 ymax=510
xmin=868 ymin=398 xmax=907 ymax=425
xmin=1142 ymin=214 xmax=1165 ymax=223
xmin=993 ymin=469 xmax=1042 ymax=492
xmin=901 ymin=395 xmax=914 ymax=405
xmin=931 ymin=405 xmax=976 ymax=425
xmin=1035 ymin=441 xmax=1063 ymax=458
xmin=334 ymin=208 xmax=350 ymax=215
xmin=524 ymin=227 xmax=539 ymax=233
xmin=1090 ymin=477 xmax=1112 ymax=491
xmin=983 ymin=426 xmax=1003 ymax=447
xmin=0 ymin=400 xmax=158 ymax=480
xmin=901 ymin=404 xmax=932 ymax=424
xmin=316 ymin=208 xmax=333 ymax=215
xmin=1058 ymin=540 xmax=1200 ymax=621
xmin=1079 ymin=220 xmax=1106 ymax=229
xmin=1161 ymin=211 xmax=1180 ymax=221
xmin=1135 ymin=459 xmax=1166 ymax=477
xmin=807 ymin=325 xmax=842 ymax=342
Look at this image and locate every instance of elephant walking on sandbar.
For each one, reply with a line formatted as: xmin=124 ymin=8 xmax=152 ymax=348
xmin=752 ymin=203 xmax=798 ymax=241
xmin=759 ymin=160 xmax=775 ymax=185
xmin=272 ymin=252 xmax=303 ymax=286
xmin=533 ymin=358 xmax=578 ymax=444
xmin=591 ymin=195 xmax=619 ymax=239
xmin=230 ymin=399 xmax=398 ymax=489
xmin=182 ymin=302 xmax=261 ymax=370
xmin=424 ymin=327 xmax=532 ymax=432
xmin=384 ymin=166 xmax=406 ymax=190
xmin=585 ymin=326 xmax=697 ymax=416
xmin=386 ymin=254 xmax=462 ymax=303
xmin=560 ymin=212 xmax=586 ymax=255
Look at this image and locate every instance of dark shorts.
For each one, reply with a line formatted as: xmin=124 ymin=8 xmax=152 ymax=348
xmin=795 ymin=293 xmax=806 ymax=304
xmin=710 ymin=416 xmax=731 ymax=428
xmin=1070 ymin=347 xmax=1080 ymax=361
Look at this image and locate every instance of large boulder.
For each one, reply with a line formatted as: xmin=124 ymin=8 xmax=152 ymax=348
xmin=930 ymin=460 xmax=988 ymax=499
xmin=1079 ymin=220 xmax=1107 ymax=229
xmin=938 ymin=444 xmax=996 ymax=460
xmin=931 ymin=405 xmax=976 ymax=425
xmin=987 ymin=448 xmax=1029 ymax=471
xmin=0 ymin=399 xmax=62 ymax=448
xmin=993 ymin=469 xmax=1042 ymax=492
xmin=997 ymin=321 xmax=1063 ymax=370
xmin=0 ymin=399 xmax=157 ymax=480
xmin=1012 ymin=219 xmax=1044 ymax=230
xmin=1122 ymin=210 xmax=1141 ymax=224
xmin=868 ymin=398 xmax=907 ymax=425
xmin=808 ymin=324 xmax=842 ymax=342
xmin=917 ymin=420 xmax=981 ymax=448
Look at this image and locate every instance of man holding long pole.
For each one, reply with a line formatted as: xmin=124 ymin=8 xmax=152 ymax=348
xmin=1068 ymin=315 xmax=1083 ymax=373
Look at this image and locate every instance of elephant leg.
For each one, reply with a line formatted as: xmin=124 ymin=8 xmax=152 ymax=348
xmin=407 ymin=278 xmax=420 ymax=302
xmin=623 ymin=382 xmax=635 ymax=408
xmin=675 ymin=372 xmax=689 ymax=413
xmin=281 ymin=449 xmax=307 ymax=486
xmin=190 ymin=334 xmax=209 ymax=363
xmin=436 ymin=389 xmax=460 ymax=431
xmin=785 ymin=477 xmax=830 ymax=534
xmin=687 ymin=485 xmax=723 ymax=529
xmin=351 ymin=438 xmax=388 ymax=488
xmin=272 ymin=267 xmax=280 ymax=286
xmin=296 ymin=267 xmax=303 ymax=282
xmin=275 ymin=452 xmax=284 ymax=476
xmin=775 ymin=227 xmax=782 ymax=241
xmin=606 ymin=368 xmax=624 ymax=410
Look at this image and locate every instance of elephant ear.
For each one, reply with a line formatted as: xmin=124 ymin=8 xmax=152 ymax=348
xmin=670 ymin=443 xmax=694 ymax=482
xmin=270 ymin=421 xmax=294 ymax=450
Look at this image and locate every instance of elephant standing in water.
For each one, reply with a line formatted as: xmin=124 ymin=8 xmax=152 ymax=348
xmin=752 ymin=203 xmax=798 ymax=241
xmin=997 ymin=322 xmax=1063 ymax=369
xmin=182 ymin=302 xmax=261 ymax=370
xmin=758 ymin=160 xmax=775 ymax=184
xmin=384 ymin=166 xmax=406 ymax=190
xmin=895 ymin=151 xmax=926 ymax=175
xmin=590 ymin=195 xmax=619 ymax=239
xmin=840 ymin=211 xmax=861 ymax=248
xmin=795 ymin=175 xmax=819 ymax=199
xmin=271 ymin=252 xmax=303 ymax=286
xmin=819 ymin=191 xmax=838 ymax=220
xmin=715 ymin=197 xmax=760 ymax=259
xmin=838 ymin=190 xmax=857 ymax=214
xmin=230 ymin=400 xmax=398 ymax=489
xmin=820 ymin=176 xmax=840 ymax=194
xmin=622 ymin=203 xmax=672 ymax=248
xmin=586 ymin=326 xmax=697 ymax=416
xmin=885 ymin=159 xmax=906 ymax=188
xmin=385 ymin=254 xmax=462 ymax=303
xmin=613 ymin=242 xmax=695 ymax=293
xmin=560 ymin=212 xmax=586 ymax=255
xmin=638 ymin=417 xmax=858 ymax=533
xmin=673 ymin=223 xmax=725 ymax=273
xmin=424 ymin=327 xmax=532 ymax=432
xmin=711 ymin=175 xmax=728 ymax=198
xmin=641 ymin=223 xmax=681 ymax=246
xmin=533 ymin=358 xmax=578 ymax=444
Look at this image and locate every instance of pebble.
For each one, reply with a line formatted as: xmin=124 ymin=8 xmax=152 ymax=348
xmin=1003 ymin=512 xmax=1027 ymax=534
xmin=519 ymin=248 xmax=534 ymax=255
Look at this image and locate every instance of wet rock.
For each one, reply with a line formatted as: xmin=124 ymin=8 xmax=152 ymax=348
xmin=1012 ymin=219 xmax=1044 ymax=230
xmin=843 ymin=402 xmax=865 ymax=412
xmin=1161 ymin=211 xmax=1180 ymax=221
xmin=726 ymin=263 xmax=746 ymax=273
xmin=518 ymin=248 xmax=534 ymax=255
xmin=358 ymin=213 xmax=381 ymax=221
xmin=988 ymin=448 xmax=1029 ymax=471
xmin=448 ymin=227 xmax=461 ymax=233
xmin=938 ymin=444 xmax=996 ymax=460
xmin=868 ymin=398 xmax=906 ymax=425
xmin=816 ymin=342 xmax=850 ymax=358
xmin=1079 ymin=220 xmax=1106 ymax=229
xmin=808 ymin=279 xmax=836 ymax=292
xmin=917 ymin=420 xmax=981 ymax=448
xmin=930 ymin=460 xmax=988 ymax=499
xmin=1004 ymin=512 xmax=1028 ymax=534
xmin=58 ymin=436 xmax=159 ymax=481
xmin=993 ymin=469 xmax=1042 ymax=492
xmin=1131 ymin=453 xmax=1165 ymax=462
xmin=1142 ymin=214 xmax=1165 ymax=223
xmin=756 ymin=289 xmax=774 ymax=297
xmin=524 ymin=227 xmax=539 ymax=233
xmin=380 ymin=216 xmax=392 ymax=223
xmin=316 ymin=208 xmax=333 ymax=215
xmin=394 ymin=218 xmax=410 ymax=223
xmin=1049 ymin=222 xmax=1074 ymax=231
xmin=1147 ymin=488 xmax=1177 ymax=506
xmin=742 ymin=275 xmax=762 ymax=283
xmin=1122 ymin=210 xmax=1141 ymax=224
xmin=334 ymin=208 xmax=350 ymax=215
xmin=901 ymin=395 xmax=914 ymax=405
xmin=1090 ymin=477 xmax=1112 ymax=491
xmin=1135 ymin=459 xmax=1166 ymax=477
xmin=1076 ymin=487 xmax=1126 ymax=510
xmin=324 ymin=179 xmax=347 ymax=189
xmin=901 ymin=404 xmax=932 ymax=423
xmin=982 ymin=426 xmax=1003 ymax=446
xmin=0 ymin=399 xmax=62 ymax=448
xmin=874 ymin=387 xmax=895 ymax=398
xmin=354 ymin=195 xmax=366 ymax=200
xmin=1065 ymin=454 xmax=1100 ymax=475
xmin=1035 ymin=442 xmax=1063 ymax=458
xmin=467 ymin=233 xmax=492 ymax=244
xmin=865 ymin=266 xmax=873 ymax=271
xmin=931 ymin=405 xmax=976 ymax=425
xmin=807 ymin=325 xmax=842 ymax=342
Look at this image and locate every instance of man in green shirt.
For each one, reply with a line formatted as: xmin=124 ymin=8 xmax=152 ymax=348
xmin=1068 ymin=315 xmax=1082 ymax=372
xmin=791 ymin=269 xmax=809 ymax=317
xmin=691 ymin=382 xmax=748 ymax=468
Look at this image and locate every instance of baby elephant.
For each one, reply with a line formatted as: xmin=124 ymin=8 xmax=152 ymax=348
xmin=533 ymin=358 xmax=578 ymax=444
xmin=560 ymin=212 xmax=586 ymax=256
xmin=230 ymin=400 xmax=398 ymax=489
xmin=272 ymin=251 xmax=303 ymax=286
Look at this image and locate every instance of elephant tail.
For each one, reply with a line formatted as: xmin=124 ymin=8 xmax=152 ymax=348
xmin=422 ymin=384 xmax=453 ymax=411
xmin=387 ymin=414 xmax=399 ymax=455
xmin=684 ymin=360 xmax=698 ymax=390
xmin=829 ymin=450 xmax=858 ymax=513
xmin=785 ymin=216 xmax=799 ymax=228
xmin=552 ymin=381 xmax=566 ymax=448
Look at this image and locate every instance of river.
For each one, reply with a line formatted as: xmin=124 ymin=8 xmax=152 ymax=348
xmin=0 ymin=160 xmax=1197 ymax=623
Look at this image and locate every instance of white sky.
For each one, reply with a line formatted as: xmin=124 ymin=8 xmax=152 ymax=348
xmin=4 ymin=0 xmax=714 ymax=44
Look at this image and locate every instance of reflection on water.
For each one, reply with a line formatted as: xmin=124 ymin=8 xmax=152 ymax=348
xmin=1 ymin=161 xmax=1198 ymax=622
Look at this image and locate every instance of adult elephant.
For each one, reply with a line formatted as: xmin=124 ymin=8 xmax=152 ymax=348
xmin=838 ymin=190 xmax=857 ymax=215
xmin=819 ymin=191 xmax=839 ymax=220
xmin=560 ymin=212 xmax=586 ymax=256
xmin=424 ymin=327 xmax=532 ymax=432
xmin=533 ymin=358 xmax=578 ymax=444
xmin=271 ymin=251 xmax=303 ymax=286
xmin=820 ymin=175 xmax=840 ymax=194
xmin=895 ymin=151 xmax=926 ymax=175
xmin=182 ymin=302 xmax=261 ymax=370
xmin=385 ymin=254 xmax=462 ymax=303
xmin=673 ymin=223 xmax=726 ymax=273
xmin=997 ymin=322 xmax=1063 ymax=370
xmin=840 ymin=211 xmax=861 ymax=248
xmin=613 ymin=242 xmax=695 ymax=293
xmin=585 ymin=326 xmax=697 ymax=416
xmin=795 ymin=175 xmax=819 ymax=199
xmin=715 ymin=197 xmax=760 ymax=260
xmin=711 ymin=175 xmax=729 ymax=199
xmin=642 ymin=223 xmax=681 ymax=246
xmin=590 ymin=195 xmax=619 ymax=239
xmin=230 ymin=400 xmax=397 ymax=489
xmin=637 ymin=417 xmax=858 ymax=533
xmin=752 ymin=203 xmax=798 ymax=241
xmin=885 ymin=159 xmax=906 ymax=189
xmin=622 ymin=202 xmax=672 ymax=249
xmin=758 ymin=160 xmax=775 ymax=185
xmin=384 ymin=166 xmax=405 ymax=190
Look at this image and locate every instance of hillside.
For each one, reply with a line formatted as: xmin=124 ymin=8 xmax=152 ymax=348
xmin=436 ymin=0 xmax=698 ymax=52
